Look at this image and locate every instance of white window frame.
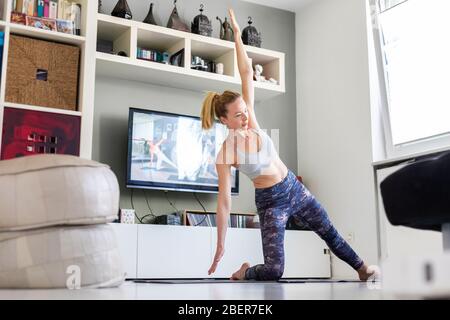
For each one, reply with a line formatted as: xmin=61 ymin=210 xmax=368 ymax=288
xmin=370 ymin=0 xmax=450 ymax=160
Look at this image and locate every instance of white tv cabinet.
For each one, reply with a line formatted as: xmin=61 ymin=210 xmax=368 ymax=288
xmin=111 ymin=223 xmax=331 ymax=279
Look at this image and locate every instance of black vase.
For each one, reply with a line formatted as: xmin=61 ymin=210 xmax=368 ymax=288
xmin=143 ymin=3 xmax=157 ymax=25
xmin=111 ymin=0 xmax=132 ymax=20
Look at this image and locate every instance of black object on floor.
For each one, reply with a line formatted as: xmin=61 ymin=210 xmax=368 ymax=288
xmin=278 ymin=279 xmax=364 ymax=283
xmin=134 ymin=279 xmax=274 ymax=284
xmin=133 ymin=279 xmax=363 ymax=284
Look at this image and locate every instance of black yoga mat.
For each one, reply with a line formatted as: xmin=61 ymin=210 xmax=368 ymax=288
xmin=133 ymin=279 xmax=363 ymax=284
xmin=134 ymin=279 xmax=273 ymax=284
xmin=278 ymin=279 xmax=364 ymax=283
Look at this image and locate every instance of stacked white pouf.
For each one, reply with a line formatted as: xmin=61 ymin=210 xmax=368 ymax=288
xmin=0 ymin=155 xmax=125 ymax=289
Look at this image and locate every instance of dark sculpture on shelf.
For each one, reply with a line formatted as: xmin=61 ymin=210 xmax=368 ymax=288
xmin=216 ymin=16 xmax=234 ymax=41
xmin=98 ymin=0 xmax=103 ymax=13
xmin=143 ymin=2 xmax=157 ymax=25
xmin=191 ymin=4 xmax=212 ymax=37
xmin=167 ymin=0 xmax=190 ymax=32
xmin=111 ymin=0 xmax=132 ymax=20
xmin=242 ymin=17 xmax=262 ymax=48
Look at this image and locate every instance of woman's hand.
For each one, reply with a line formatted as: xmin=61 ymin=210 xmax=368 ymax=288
xmin=228 ymin=8 xmax=241 ymax=35
xmin=208 ymin=245 xmax=225 ymax=275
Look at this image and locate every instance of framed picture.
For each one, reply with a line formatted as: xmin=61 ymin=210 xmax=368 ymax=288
xmin=1 ymin=107 xmax=81 ymax=160
xmin=56 ymin=19 xmax=74 ymax=35
xmin=10 ymin=12 xmax=27 ymax=25
xmin=25 ymin=16 xmax=57 ymax=32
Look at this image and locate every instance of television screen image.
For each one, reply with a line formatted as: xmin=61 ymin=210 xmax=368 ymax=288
xmin=127 ymin=108 xmax=239 ymax=194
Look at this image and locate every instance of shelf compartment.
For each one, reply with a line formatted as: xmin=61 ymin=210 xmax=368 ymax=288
xmin=97 ymin=16 xmax=132 ymax=57
xmin=96 ymin=52 xmax=282 ymax=101
xmin=97 ymin=51 xmax=238 ymax=91
xmin=136 ymin=27 xmax=185 ymax=67
xmin=8 ymin=23 xmax=86 ymax=46
xmin=246 ymin=46 xmax=284 ymax=89
xmin=8 ymin=0 xmax=88 ymax=37
xmin=190 ymin=39 xmax=235 ymax=77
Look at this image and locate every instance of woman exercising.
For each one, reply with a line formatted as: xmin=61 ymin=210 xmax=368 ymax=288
xmin=201 ymin=8 xmax=374 ymax=281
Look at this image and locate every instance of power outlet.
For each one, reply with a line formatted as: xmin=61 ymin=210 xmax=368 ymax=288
xmin=346 ymin=232 xmax=355 ymax=243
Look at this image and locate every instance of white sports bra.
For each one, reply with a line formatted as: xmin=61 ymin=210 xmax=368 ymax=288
xmin=236 ymin=129 xmax=277 ymax=180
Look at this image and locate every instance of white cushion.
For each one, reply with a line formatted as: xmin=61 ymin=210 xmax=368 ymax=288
xmin=0 ymin=155 xmax=119 ymax=231
xmin=0 ymin=225 xmax=125 ymax=288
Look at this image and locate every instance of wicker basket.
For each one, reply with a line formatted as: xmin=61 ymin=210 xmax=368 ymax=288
xmin=5 ymin=35 xmax=80 ymax=111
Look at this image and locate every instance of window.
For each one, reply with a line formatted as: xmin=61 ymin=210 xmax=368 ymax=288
xmin=374 ymin=0 xmax=450 ymax=157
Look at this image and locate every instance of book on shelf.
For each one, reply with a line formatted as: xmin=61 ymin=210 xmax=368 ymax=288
xmin=183 ymin=210 xmax=259 ymax=229
xmin=0 ymin=31 xmax=4 ymax=78
xmin=12 ymin=0 xmax=81 ymax=35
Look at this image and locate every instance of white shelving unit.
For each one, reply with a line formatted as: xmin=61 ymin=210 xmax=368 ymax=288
xmin=0 ymin=0 xmax=97 ymax=159
xmin=3 ymin=101 xmax=82 ymax=116
xmin=94 ymin=13 xmax=285 ymax=102
xmin=0 ymin=1 xmax=286 ymax=160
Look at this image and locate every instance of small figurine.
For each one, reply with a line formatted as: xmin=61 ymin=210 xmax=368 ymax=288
xmin=254 ymin=64 xmax=265 ymax=82
xmin=216 ymin=16 xmax=234 ymax=41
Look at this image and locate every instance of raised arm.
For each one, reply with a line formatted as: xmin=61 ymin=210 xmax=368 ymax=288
xmin=208 ymin=159 xmax=232 ymax=275
xmin=228 ymin=8 xmax=260 ymax=131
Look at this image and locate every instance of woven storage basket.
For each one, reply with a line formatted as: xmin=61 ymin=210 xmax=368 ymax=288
xmin=5 ymin=35 xmax=80 ymax=111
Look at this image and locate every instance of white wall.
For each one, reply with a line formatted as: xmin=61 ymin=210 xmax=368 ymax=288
xmin=295 ymin=0 xmax=379 ymax=278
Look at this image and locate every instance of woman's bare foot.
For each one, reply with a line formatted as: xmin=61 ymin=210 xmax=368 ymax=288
xmin=230 ymin=263 xmax=250 ymax=280
xmin=357 ymin=264 xmax=378 ymax=281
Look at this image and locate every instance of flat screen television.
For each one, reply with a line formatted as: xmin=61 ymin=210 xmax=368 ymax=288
xmin=126 ymin=108 xmax=239 ymax=194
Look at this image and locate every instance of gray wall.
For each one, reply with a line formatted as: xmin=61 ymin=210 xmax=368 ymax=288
xmin=93 ymin=0 xmax=296 ymax=220
xmin=295 ymin=0 xmax=379 ymax=278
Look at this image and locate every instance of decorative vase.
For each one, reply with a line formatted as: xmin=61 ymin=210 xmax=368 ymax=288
xmin=216 ymin=16 xmax=234 ymax=41
xmin=143 ymin=2 xmax=157 ymax=25
xmin=111 ymin=0 xmax=132 ymax=20
xmin=167 ymin=0 xmax=190 ymax=32
xmin=98 ymin=0 xmax=103 ymax=13
xmin=215 ymin=63 xmax=224 ymax=75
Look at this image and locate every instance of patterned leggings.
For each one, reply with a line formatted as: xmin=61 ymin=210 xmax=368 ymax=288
xmin=245 ymin=171 xmax=364 ymax=281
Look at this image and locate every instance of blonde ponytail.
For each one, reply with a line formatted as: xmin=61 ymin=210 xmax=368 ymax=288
xmin=200 ymin=90 xmax=241 ymax=130
xmin=201 ymin=91 xmax=219 ymax=130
